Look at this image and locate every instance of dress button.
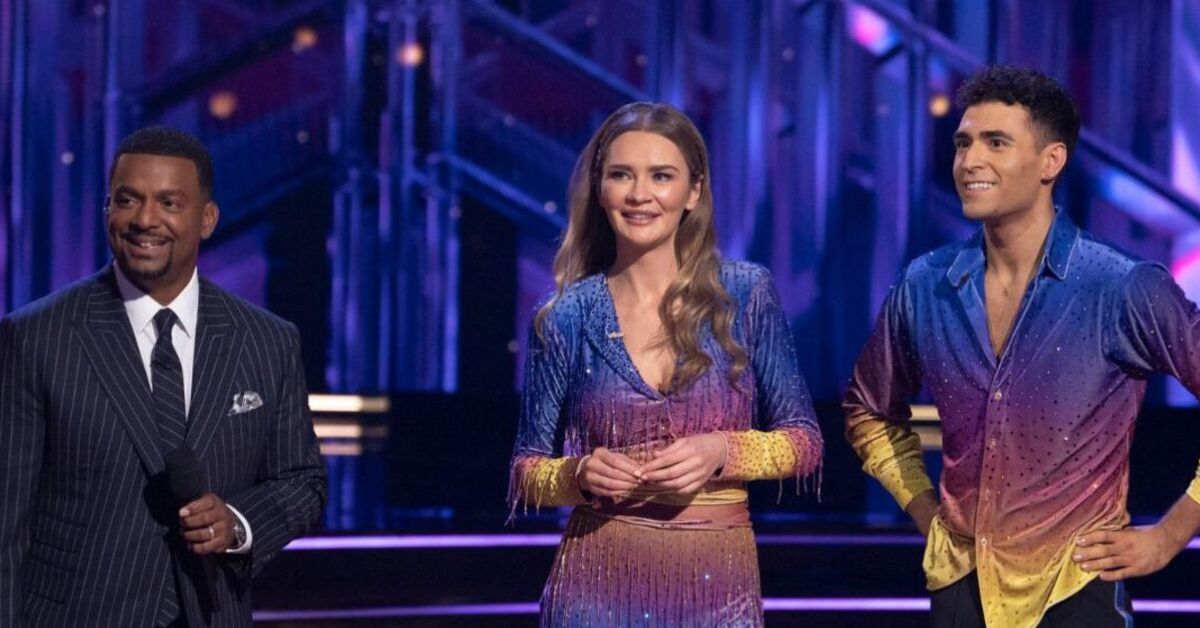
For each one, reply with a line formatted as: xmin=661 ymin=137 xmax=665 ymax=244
xmin=992 ymin=390 xmax=1003 ymax=401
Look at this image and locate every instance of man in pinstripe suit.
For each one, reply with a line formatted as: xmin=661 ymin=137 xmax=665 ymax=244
xmin=0 ymin=127 xmax=328 ymax=626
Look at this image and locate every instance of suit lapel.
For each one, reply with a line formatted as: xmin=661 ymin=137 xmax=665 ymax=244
xmin=184 ymin=279 xmax=245 ymax=460
xmin=76 ymin=269 xmax=164 ymax=475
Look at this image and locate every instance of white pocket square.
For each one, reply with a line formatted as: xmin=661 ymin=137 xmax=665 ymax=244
xmin=228 ymin=391 xmax=263 ymax=415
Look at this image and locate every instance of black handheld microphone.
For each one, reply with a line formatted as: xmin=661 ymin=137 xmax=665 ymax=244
xmin=164 ymin=447 xmax=207 ymax=504
xmin=163 ymin=447 xmax=220 ymax=611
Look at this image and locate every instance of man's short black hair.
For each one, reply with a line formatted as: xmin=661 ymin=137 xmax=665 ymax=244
xmin=109 ymin=126 xmax=214 ymax=199
xmin=957 ymin=65 xmax=1081 ymax=154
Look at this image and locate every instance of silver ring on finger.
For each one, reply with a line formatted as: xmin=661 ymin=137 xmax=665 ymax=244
xmin=208 ymin=525 xmax=215 ymax=540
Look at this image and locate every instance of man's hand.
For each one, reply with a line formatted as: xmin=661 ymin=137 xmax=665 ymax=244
xmin=1074 ymin=525 xmax=1185 ymax=581
xmin=179 ymin=493 xmax=237 ymax=555
xmin=906 ymin=490 xmax=939 ymax=538
xmin=1074 ymin=495 xmax=1200 ymax=581
xmin=640 ymin=433 xmax=726 ymax=495
xmin=577 ymin=448 xmax=643 ymax=498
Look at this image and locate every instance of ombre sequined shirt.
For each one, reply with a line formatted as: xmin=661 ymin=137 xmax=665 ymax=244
xmin=846 ymin=210 xmax=1200 ymax=628
xmin=510 ymin=261 xmax=823 ymax=512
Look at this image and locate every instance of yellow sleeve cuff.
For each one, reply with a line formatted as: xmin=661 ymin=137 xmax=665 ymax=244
xmin=1186 ymin=462 xmax=1200 ymax=505
xmin=719 ymin=428 xmax=818 ymax=481
xmin=509 ymin=455 xmax=589 ymax=510
xmin=881 ymin=458 xmax=936 ymax=510
xmin=848 ymin=417 xmax=934 ymax=510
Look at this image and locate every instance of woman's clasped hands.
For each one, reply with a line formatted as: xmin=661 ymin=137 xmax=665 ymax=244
xmin=577 ymin=433 xmax=727 ymax=499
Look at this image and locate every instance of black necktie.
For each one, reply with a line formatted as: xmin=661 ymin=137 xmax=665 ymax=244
xmin=152 ymin=309 xmax=187 ymax=451
xmin=152 ymin=309 xmax=187 ymax=625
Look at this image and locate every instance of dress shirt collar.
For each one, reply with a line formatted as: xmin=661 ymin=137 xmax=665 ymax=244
xmin=112 ymin=263 xmax=200 ymax=339
xmin=946 ymin=207 xmax=1079 ymax=288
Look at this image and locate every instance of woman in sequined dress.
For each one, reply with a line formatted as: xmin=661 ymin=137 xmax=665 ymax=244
xmin=509 ymin=102 xmax=823 ymax=627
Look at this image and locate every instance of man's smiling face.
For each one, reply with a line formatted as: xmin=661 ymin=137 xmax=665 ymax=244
xmin=106 ymin=153 xmax=218 ymax=302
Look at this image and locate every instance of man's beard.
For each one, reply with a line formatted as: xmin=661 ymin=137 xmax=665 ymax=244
xmin=118 ymin=255 xmax=171 ymax=282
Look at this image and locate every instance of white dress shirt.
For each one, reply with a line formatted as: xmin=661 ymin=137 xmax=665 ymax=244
xmin=113 ymin=263 xmax=253 ymax=553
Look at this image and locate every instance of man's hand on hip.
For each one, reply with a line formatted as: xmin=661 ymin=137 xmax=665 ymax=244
xmin=1073 ymin=525 xmax=1181 ymax=580
xmin=1074 ymin=494 xmax=1200 ymax=581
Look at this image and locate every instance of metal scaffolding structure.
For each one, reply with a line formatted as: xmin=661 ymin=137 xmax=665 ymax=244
xmin=4 ymin=0 xmax=1200 ymax=403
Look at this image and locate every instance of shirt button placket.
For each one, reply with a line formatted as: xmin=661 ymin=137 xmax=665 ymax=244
xmin=978 ymin=384 xmax=1004 ymax=563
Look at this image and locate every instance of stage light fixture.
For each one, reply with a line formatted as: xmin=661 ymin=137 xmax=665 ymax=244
xmin=293 ymin=26 xmax=318 ymax=53
xmin=397 ymin=42 xmax=424 ymax=67
xmin=308 ymin=394 xmax=391 ymax=413
xmin=847 ymin=4 xmax=898 ymax=56
xmin=208 ymin=91 xmax=238 ymax=120
xmin=928 ymin=94 xmax=951 ymax=117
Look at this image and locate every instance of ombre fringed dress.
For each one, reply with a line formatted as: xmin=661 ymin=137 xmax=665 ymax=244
xmin=510 ymin=261 xmax=823 ymax=627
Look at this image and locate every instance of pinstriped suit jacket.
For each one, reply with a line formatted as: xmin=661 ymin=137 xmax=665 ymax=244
xmin=0 ymin=267 xmax=327 ymax=627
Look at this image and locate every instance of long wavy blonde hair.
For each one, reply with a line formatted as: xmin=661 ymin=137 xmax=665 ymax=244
xmin=535 ymin=102 xmax=748 ymax=392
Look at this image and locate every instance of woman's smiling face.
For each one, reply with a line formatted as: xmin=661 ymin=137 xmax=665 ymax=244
xmin=599 ymin=131 xmax=701 ymax=256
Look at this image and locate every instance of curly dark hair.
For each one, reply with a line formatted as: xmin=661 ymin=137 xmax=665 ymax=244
xmin=957 ymin=65 xmax=1081 ymax=155
xmin=109 ymin=126 xmax=214 ymax=199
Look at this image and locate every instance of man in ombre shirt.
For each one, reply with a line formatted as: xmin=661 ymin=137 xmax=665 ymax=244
xmin=845 ymin=65 xmax=1200 ymax=628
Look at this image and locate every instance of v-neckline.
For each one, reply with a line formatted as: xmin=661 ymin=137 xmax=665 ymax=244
xmin=601 ymin=275 xmax=670 ymax=399
xmin=980 ymin=238 xmax=1049 ymax=364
